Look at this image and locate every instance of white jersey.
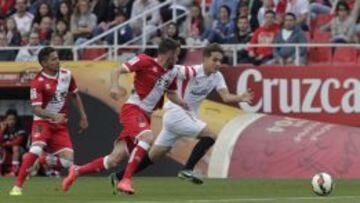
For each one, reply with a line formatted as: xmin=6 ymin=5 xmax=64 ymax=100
xmin=164 ymin=64 xmax=228 ymax=114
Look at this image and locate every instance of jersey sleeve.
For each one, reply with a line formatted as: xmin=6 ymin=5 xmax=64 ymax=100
xmin=30 ymin=79 xmax=43 ymax=106
xmin=122 ymin=56 xmax=145 ymax=72
xmin=167 ymin=77 xmax=177 ymax=92
xmin=176 ymin=65 xmax=197 ymax=81
xmin=216 ymin=72 xmax=228 ymax=91
xmin=69 ymin=75 xmax=78 ymax=94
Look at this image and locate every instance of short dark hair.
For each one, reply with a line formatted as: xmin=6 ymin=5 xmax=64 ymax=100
xmin=265 ymin=10 xmax=276 ymax=16
xmin=238 ymin=16 xmax=248 ymax=21
xmin=285 ymin=12 xmax=297 ymax=20
xmin=203 ymin=43 xmax=224 ymax=57
xmin=38 ymin=47 xmax=56 ymax=63
xmin=158 ymin=38 xmax=180 ymax=54
xmin=336 ymin=1 xmax=350 ymax=12
xmin=5 ymin=109 xmax=18 ymax=118
xmin=220 ymin=5 xmax=231 ymax=16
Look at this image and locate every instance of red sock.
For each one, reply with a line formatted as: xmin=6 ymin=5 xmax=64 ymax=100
xmin=123 ymin=141 xmax=149 ymax=180
xmin=77 ymin=157 xmax=105 ymax=175
xmin=16 ymin=152 xmax=38 ymax=187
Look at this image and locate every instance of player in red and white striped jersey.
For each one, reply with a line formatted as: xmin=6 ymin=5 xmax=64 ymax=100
xmin=9 ymin=47 xmax=88 ymax=196
xmin=110 ymin=43 xmax=254 ymax=186
xmin=62 ymin=38 xmax=188 ymax=194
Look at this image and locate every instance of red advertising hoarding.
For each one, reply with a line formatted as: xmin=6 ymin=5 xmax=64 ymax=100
xmin=213 ymin=65 xmax=360 ymax=126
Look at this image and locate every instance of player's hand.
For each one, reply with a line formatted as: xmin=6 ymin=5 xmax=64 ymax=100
xmin=51 ymin=113 xmax=67 ymax=123
xmin=240 ymin=89 xmax=254 ymax=104
xmin=110 ymin=85 xmax=126 ymax=101
xmin=78 ymin=117 xmax=88 ymax=134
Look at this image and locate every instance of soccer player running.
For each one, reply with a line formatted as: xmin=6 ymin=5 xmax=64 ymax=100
xmin=109 ymin=43 xmax=253 ymax=190
xmin=62 ymin=38 xmax=188 ymax=194
xmin=9 ymin=47 xmax=89 ymax=196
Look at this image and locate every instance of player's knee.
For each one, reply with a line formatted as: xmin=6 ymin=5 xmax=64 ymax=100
xmin=29 ymin=146 xmax=43 ymax=156
xmin=138 ymin=133 xmax=154 ymax=145
xmin=60 ymin=158 xmax=73 ymax=168
xmin=104 ymin=155 xmax=118 ymax=169
xmin=199 ymin=127 xmax=217 ymax=140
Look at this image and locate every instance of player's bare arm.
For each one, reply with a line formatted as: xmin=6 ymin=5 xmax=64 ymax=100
xmin=32 ymin=105 xmax=67 ymax=123
xmin=70 ymin=92 xmax=88 ymax=134
xmin=110 ymin=64 xmax=129 ymax=100
xmin=217 ymin=88 xmax=254 ymax=104
xmin=167 ymin=90 xmax=189 ymax=110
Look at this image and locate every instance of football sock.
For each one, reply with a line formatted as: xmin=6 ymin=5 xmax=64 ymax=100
xmin=77 ymin=157 xmax=105 ymax=175
xmin=122 ymin=141 xmax=150 ymax=180
xmin=115 ymin=153 xmax=153 ymax=180
xmin=183 ymin=136 xmax=215 ymax=170
xmin=16 ymin=152 xmax=38 ymax=187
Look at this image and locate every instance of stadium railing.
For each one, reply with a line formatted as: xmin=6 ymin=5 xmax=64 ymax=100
xmin=1 ymin=43 xmax=360 ymax=66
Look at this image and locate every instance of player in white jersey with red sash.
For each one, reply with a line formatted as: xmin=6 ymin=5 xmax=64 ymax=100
xmin=110 ymin=43 xmax=253 ymax=188
xmin=62 ymin=38 xmax=188 ymax=194
xmin=9 ymin=47 xmax=88 ymax=196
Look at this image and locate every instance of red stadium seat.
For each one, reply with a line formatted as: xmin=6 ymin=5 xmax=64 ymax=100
xmin=358 ymin=50 xmax=360 ymax=64
xmin=316 ymin=14 xmax=333 ymax=26
xmin=81 ymin=48 xmax=107 ymax=60
xmin=312 ymin=31 xmax=331 ymax=43
xmin=308 ymin=48 xmax=332 ymax=64
xmin=333 ymin=47 xmax=357 ymax=64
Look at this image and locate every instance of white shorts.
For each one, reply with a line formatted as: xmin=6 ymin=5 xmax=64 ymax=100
xmin=154 ymin=108 xmax=207 ymax=147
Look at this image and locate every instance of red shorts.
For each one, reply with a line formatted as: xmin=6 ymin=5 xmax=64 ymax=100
xmin=118 ymin=104 xmax=151 ymax=152
xmin=31 ymin=120 xmax=73 ymax=154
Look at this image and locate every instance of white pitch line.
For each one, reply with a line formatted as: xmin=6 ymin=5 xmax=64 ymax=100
xmin=91 ymin=195 xmax=360 ymax=203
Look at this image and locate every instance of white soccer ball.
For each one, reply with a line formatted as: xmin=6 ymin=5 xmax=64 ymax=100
xmin=311 ymin=172 xmax=334 ymax=196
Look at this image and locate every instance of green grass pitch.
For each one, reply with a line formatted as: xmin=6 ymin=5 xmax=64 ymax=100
xmin=1 ymin=177 xmax=360 ymax=203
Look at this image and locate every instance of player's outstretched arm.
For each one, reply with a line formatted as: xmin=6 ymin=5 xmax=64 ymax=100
xmin=70 ymin=92 xmax=88 ymax=134
xmin=110 ymin=64 xmax=129 ymax=100
xmin=217 ymin=88 xmax=254 ymax=104
xmin=167 ymin=91 xmax=189 ymax=110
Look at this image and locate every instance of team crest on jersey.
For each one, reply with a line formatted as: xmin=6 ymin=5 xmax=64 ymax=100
xmin=33 ymin=126 xmax=43 ymax=137
xmin=45 ymin=83 xmax=51 ymax=90
xmin=137 ymin=116 xmax=146 ymax=128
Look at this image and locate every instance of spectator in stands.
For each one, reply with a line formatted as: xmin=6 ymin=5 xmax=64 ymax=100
xmin=0 ymin=109 xmax=26 ymax=176
xmin=0 ymin=32 xmax=17 ymax=61
xmin=248 ymin=10 xmax=279 ymax=65
xmin=210 ymin=0 xmax=238 ymax=20
xmin=131 ymin=0 xmax=160 ymax=38
xmin=55 ymin=19 xmax=73 ymax=45
xmin=56 ymin=1 xmax=72 ymax=26
xmin=93 ymin=10 xmax=132 ymax=44
xmin=164 ymin=22 xmax=186 ymax=62
xmin=32 ymin=2 xmax=52 ymax=29
xmin=185 ymin=4 xmax=208 ymax=45
xmin=202 ymin=5 xmax=235 ymax=44
xmin=15 ymin=31 xmax=41 ymax=61
xmin=258 ymin=0 xmax=275 ymax=26
xmin=36 ymin=16 xmax=53 ymax=45
xmin=0 ymin=0 xmax=15 ymax=19
xmin=273 ymin=13 xmax=307 ymax=65
xmin=309 ymin=0 xmax=332 ymax=18
xmin=226 ymin=16 xmax=253 ymax=63
xmin=71 ymin=0 xmax=97 ymax=45
xmin=321 ymin=1 xmax=357 ymax=43
xmin=285 ymin=0 xmax=310 ymax=30
xmin=12 ymin=0 xmax=34 ymax=37
xmin=108 ymin=0 xmax=133 ymax=20
xmin=237 ymin=2 xmax=259 ymax=32
xmin=29 ymin=0 xmax=60 ymax=16
xmin=51 ymin=33 xmax=73 ymax=60
xmin=90 ymin=0 xmax=109 ymax=25
xmin=5 ymin=18 xmax=22 ymax=46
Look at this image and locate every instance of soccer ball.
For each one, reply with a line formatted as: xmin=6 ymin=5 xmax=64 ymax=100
xmin=311 ymin=172 xmax=334 ymax=196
